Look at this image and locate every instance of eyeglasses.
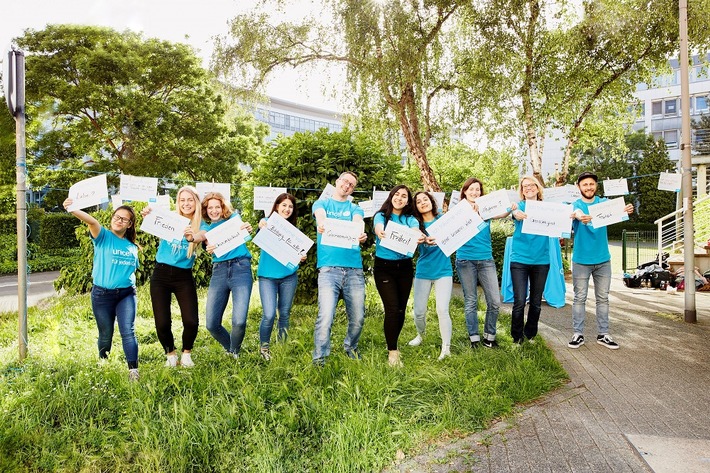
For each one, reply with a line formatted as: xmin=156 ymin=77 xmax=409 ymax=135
xmin=339 ymin=179 xmax=356 ymax=189
xmin=522 ymin=184 xmax=537 ymax=190
xmin=112 ymin=214 xmax=131 ymax=224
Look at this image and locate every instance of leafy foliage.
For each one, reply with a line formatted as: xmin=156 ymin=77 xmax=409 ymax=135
xmin=636 ymin=137 xmax=676 ymax=223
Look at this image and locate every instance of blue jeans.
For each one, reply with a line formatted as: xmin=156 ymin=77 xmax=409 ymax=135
xmin=205 ymin=257 xmax=253 ymax=354
xmin=313 ymin=267 xmax=366 ymax=360
xmin=510 ymin=262 xmax=550 ymax=342
xmin=91 ymin=285 xmax=138 ymax=369
xmin=413 ymin=277 xmax=453 ymax=346
xmin=572 ymin=260 xmax=611 ymax=335
xmin=456 ymin=259 xmax=501 ymax=341
xmin=258 ymin=273 xmax=298 ymax=348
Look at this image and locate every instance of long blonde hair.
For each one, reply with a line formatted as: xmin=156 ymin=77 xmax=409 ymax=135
xmin=176 ymin=186 xmax=202 ymax=258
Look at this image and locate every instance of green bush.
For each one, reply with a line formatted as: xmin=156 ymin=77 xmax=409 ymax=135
xmin=39 ymin=212 xmax=81 ymax=251
xmin=606 ymin=221 xmax=657 ymax=240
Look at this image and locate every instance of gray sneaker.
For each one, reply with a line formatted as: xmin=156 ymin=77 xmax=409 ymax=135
xmin=128 ymin=368 xmax=139 ymax=382
xmin=568 ymin=334 xmax=585 ymax=349
xmin=345 ymin=348 xmax=361 ymax=360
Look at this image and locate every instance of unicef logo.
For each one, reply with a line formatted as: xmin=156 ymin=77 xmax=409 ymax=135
xmin=343 ymin=211 xmax=351 ymax=217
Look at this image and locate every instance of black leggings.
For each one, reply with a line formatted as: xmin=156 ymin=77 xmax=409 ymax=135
xmin=150 ymin=263 xmax=199 ymax=353
xmin=374 ymin=257 xmax=414 ymax=350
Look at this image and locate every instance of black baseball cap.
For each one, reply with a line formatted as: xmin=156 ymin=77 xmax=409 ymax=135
xmin=576 ymin=171 xmax=598 ymax=185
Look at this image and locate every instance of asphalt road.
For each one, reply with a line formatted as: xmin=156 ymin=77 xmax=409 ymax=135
xmin=0 ymin=270 xmax=60 ymax=313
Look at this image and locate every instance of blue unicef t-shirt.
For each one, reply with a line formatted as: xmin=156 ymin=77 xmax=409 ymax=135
xmin=200 ymin=213 xmax=251 ymax=263
xmin=415 ymin=217 xmax=453 ymax=279
xmin=313 ymin=198 xmax=364 ymax=269
xmin=456 ymin=222 xmax=493 ymax=261
xmin=156 ymin=238 xmax=196 ymax=269
xmin=373 ymin=212 xmax=419 ymax=260
xmin=257 ymin=248 xmax=298 ymax=279
xmin=572 ymin=197 xmax=611 ymax=265
xmin=91 ymin=227 xmax=139 ymax=289
xmin=510 ymin=200 xmax=550 ymax=265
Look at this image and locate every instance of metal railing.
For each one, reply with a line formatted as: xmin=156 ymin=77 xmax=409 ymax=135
xmin=654 ymin=192 xmax=710 ymax=258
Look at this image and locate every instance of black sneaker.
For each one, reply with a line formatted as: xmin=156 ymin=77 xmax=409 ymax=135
xmin=312 ymin=357 xmax=325 ymax=367
xmin=345 ymin=348 xmax=361 ymax=360
xmin=568 ymin=334 xmax=585 ymax=349
xmin=597 ymin=334 xmax=619 ymax=350
xmin=470 ymin=340 xmax=480 ymax=349
xmin=482 ymin=339 xmax=498 ymax=349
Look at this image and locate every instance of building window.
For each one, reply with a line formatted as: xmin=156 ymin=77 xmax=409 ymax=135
xmin=665 ymin=99 xmax=677 ymax=116
xmin=664 ymin=130 xmax=678 ymax=149
xmin=652 ymin=101 xmax=663 ymax=116
xmin=695 ymin=96 xmax=709 ymax=113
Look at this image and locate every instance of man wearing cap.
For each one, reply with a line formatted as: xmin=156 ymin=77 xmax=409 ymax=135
xmin=568 ymin=171 xmax=634 ymax=350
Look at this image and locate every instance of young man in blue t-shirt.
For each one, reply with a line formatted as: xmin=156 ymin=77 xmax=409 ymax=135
xmin=568 ymin=171 xmax=634 ymax=350
xmin=312 ymin=171 xmax=368 ymax=365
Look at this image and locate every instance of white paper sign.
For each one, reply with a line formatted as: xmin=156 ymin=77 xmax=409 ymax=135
xmin=254 ymin=186 xmax=287 ymax=212
xmin=449 ymin=191 xmax=460 ymax=208
xmin=521 ymin=200 xmax=573 ymax=238
xmin=154 ymin=194 xmax=172 ymax=209
xmin=507 ymin=189 xmax=520 ymax=205
xmin=372 ymin=190 xmax=390 ymax=210
xmin=321 ymin=218 xmax=365 ymax=249
xmin=543 ymin=185 xmax=581 ymax=204
xmin=205 ymin=217 xmax=251 ymax=258
xmin=196 ymin=182 xmax=231 ymax=201
xmin=253 ymin=213 xmax=314 ymax=269
xmin=111 ymin=194 xmax=123 ymax=209
xmin=658 ymin=172 xmax=682 ymax=192
xmin=426 ymin=200 xmax=486 ymax=257
xmin=589 ymin=197 xmax=629 ymax=229
xmin=67 ymin=174 xmax=109 ymax=211
xmin=380 ymin=220 xmax=420 ymax=257
xmin=119 ymin=174 xmax=158 ymax=202
xmin=602 ymin=178 xmax=629 ymax=196
xmin=358 ymin=200 xmax=376 ymax=218
xmin=318 ymin=183 xmax=353 ymax=202
xmin=475 ymin=189 xmax=512 ymax=220
xmin=431 ymin=192 xmax=446 ymax=212
xmin=140 ymin=206 xmax=190 ymax=242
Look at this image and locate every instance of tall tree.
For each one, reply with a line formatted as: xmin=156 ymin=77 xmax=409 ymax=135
xmin=16 ymin=25 xmax=266 ymax=203
xmin=637 ymin=136 xmax=676 ymax=223
xmin=213 ymin=0 xmax=470 ymax=192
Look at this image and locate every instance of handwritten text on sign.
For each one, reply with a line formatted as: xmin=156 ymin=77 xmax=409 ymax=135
xmin=205 ymin=217 xmax=251 ymax=258
xmin=321 ymin=218 xmax=364 ymax=249
xmin=521 ymin=200 xmax=573 ymax=238
xmin=602 ymin=178 xmax=629 ymax=196
xmin=475 ymin=189 xmax=512 ymax=220
xmin=253 ymin=213 xmax=314 ymax=269
xmin=254 ymin=186 xmax=287 ymax=212
xmin=589 ymin=197 xmax=629 ymax=229
xmin=140 ymin=206 xmax=190 ymax=242
xmin=426 ymin=200 xmax=486 ymax=257
xmin=380 ymin=220 xmax=420 ymax=257
xmin=119 ymin=174 xmax=158 ymax=202
xmin=67 ymin=174 xmax=109 ymax=211
xmin=657 ymin=172 xmax=681 ymax=192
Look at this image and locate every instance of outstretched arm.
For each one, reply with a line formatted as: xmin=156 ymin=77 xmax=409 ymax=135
xmin=63 ymin=198 xmax=101 ymax=238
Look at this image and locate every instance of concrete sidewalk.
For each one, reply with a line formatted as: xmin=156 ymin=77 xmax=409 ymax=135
xmin=391 ymin=278 xmax=710 ymax=472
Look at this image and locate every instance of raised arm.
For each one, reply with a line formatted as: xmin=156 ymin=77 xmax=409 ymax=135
xmin=63 ymin=198 xmax=101 ymax=238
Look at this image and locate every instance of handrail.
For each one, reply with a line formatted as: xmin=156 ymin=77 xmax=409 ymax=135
xmin=654 ymin=192 xmax=710 ymax=260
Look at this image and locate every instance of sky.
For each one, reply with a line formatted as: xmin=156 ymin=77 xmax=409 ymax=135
xmin=0 ymin=0 xmax=344 ymax=110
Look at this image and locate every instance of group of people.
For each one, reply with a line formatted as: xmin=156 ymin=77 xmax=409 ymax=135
xmin=63 ymin=169 xmax=632 ymax=379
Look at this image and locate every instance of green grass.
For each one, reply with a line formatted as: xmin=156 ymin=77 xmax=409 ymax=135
xmin=0 ymin=283 xmax=567 ymax=472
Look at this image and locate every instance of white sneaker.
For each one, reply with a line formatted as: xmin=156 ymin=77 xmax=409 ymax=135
xmin=388 ymin=350 xmax=403 ymax=367
xmin=408 ymin=334 xmax=423 ymax=346
xmin=438 ymin=345 xmax=451 ymax=361
xmin=165 ymin=354 xmax=178 ymax=367
xmin=128 ymin=368 xmax=139 ymax=382
xmin=180 ymin=352 xmax=194 ymax=367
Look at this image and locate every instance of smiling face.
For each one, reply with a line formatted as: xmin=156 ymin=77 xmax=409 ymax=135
xmin=465 ymin=182 xmax=482 ymax=202
xmin=415 ymin=193 xmax=433 ymax=214
xmin=521 ymin=178 xmax=539 ymax=200
xmin=206 ymin=198 xmax=223 ymax=222
xmin=110 ymin=209 xmax=133 ymax=233
xmin=335 ymin=173 xmax=357 ymax=198
xmin=276 ymin=198 xmax=294 ymax=219
xmin=177 ymin=190 xmax=197 ymax=217
xmin=391 ymin=188 xmax=409 ymax=213
xmin=578 ymin=177 xmax=597 ymax=200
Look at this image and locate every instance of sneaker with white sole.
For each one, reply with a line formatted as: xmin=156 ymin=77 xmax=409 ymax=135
xmin=568 ymin=334 xmax=585 ymax=349
xmin=165 ymin=353 xmax=178 ymax=367
xmin=597 ymin=334 xmax=619 ymax=350
xmin=128 ymin=368 xmax=139 ymax=382
xmin=437 ymin=345 xmax=451 ymax=360
xmin=180 ymin=352 xmax=194 ymax=367
xmin=408 ymin=334 xmax=423 ymax=346
xmin=260 ymin=347 xmax=272 ymax=361
xmin=388 ymin=350 xmax=403 ymax=367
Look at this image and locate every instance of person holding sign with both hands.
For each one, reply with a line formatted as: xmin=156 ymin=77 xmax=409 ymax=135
xmin=373 ymin=185 xmax=424 ymax=367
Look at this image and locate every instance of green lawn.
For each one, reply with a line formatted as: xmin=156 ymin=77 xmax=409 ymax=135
xmin=0 ymin=283 xmax=566 ymax=472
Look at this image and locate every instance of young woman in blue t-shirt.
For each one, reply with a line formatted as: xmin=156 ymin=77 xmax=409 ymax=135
xmin=255 ymin=193 xmax=306 ymax=361
xmin=509 ymin=175 xmax=550 ymax=345
xmin=63 ymin=198 xmax=140 ymax=381
xmin=201 ymin=192 xmax=253 ymax=358
xmin=142 ymin=186 xmax=204 ymax=368
xmin=409 ymin=191 xmax=453 ymax=360
xmin=373 ymin=185 xmax=424 ymax=367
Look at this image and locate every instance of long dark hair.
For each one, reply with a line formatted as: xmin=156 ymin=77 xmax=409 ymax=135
xmin=376 ymin=185 xmax=413 ymax=222
xmin=412 ymin=191 xmax=439 ymax=233
xmin=113 ymin=205 xmax=137 ymax=245
xmin=460 ymin=177 xmax=485 ymax=201
xmin=269 ymin=193 xmax=298 ymax=225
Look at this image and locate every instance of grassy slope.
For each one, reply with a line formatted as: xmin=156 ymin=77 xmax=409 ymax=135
xmin=0 ymin=284 xmax=566 ymax=473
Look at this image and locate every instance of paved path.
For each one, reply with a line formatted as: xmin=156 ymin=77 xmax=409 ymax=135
xmin=390 ymin=278 xmax=710 ymax=472
xmin=0 ymin=271 xmax=60 ymax=313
